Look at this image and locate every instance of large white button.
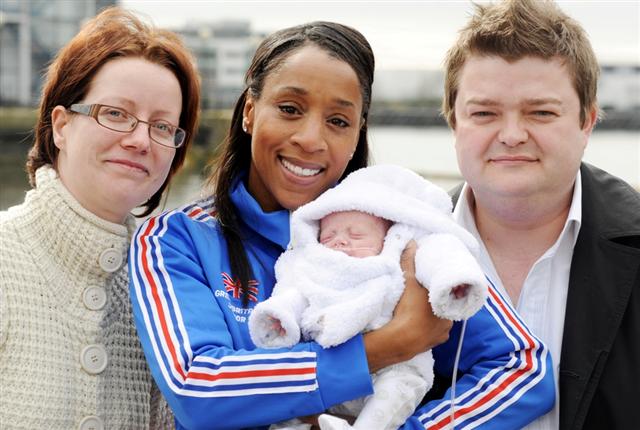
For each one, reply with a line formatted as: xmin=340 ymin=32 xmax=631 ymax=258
xmin=82 ymin=286 xmax=107 ymax=311
xmin=80 ymin=344 xmax=108 ymax=375
xmin=78 ymin=415 xmax=104 ymax=430
xmin=98 ymin=248 xmax=122 ymax=273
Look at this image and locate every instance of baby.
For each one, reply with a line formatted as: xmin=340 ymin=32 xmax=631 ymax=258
xmin=264 ymin=210 xmax=393 ymax=344
xmin=249 ymin=165 xmax=487 ymax=430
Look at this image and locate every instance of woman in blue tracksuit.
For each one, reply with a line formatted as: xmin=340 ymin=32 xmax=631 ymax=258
xmin=129 ymin=22 xmax=554 ymax=430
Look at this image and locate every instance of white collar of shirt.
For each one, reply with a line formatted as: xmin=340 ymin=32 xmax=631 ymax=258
xmin=452 ymin=171 xmax=582 ymax=430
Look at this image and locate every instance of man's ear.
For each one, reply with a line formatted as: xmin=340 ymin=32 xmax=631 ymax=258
xmin=51 ymin=105 xmax=71 ymax=150
xmin=583 ymin=105 xmax=598 ymax=135
xmin=578 ymin=105 xmax=598 ymax=153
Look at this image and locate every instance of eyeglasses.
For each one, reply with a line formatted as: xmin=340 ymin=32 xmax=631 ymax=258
xmin=67 ymin=104 xmax=186 ymax=148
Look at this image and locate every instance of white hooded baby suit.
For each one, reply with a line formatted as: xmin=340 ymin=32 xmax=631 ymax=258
xmin=249 ymin=165 xmax=487 ymax=430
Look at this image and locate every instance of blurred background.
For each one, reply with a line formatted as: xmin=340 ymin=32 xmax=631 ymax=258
xmin=1 ymin=0 xmax=638 ymax=213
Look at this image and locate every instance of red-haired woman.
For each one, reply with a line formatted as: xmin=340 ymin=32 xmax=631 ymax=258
xmin=0 ymin=7 xmax=200 ymax=429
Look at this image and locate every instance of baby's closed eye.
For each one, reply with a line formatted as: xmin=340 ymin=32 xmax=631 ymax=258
xmin=319 ymin=232 xmax=336 ymax=244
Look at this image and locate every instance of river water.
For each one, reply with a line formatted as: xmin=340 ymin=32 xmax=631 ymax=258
xmin=1 ymin=126 xmax=638 ymax=213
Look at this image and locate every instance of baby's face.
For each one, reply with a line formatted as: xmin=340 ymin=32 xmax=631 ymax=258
xmin=319 ymin=211 xmax=390 ymax=257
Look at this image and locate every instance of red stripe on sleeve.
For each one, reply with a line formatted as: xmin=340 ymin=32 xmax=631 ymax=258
xmin=140 ymin=217 xmax=188 ymax=381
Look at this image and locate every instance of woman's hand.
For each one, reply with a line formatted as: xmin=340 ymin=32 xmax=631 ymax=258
xmin=363 ymin=241 xmax=453 ymax=373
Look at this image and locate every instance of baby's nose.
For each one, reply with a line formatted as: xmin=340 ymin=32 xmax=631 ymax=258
xmin=330 ymin=236 xmax=349 ymax=248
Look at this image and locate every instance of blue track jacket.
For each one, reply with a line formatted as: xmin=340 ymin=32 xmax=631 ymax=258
xmin=129 ymin=177 xmax=554 ymax=429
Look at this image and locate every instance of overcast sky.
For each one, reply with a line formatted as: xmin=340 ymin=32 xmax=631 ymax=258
xmin=121 ymin=0 xmax=639 ymax=70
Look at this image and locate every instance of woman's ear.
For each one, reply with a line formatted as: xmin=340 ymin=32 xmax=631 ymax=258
xmin=51 ymin=105 xmax=70 ymax=150
xmin=242 ymin=96 xmax=255 ymax=135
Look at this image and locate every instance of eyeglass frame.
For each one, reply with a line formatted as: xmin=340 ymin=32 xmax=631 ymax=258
xmin=66 ymin=103 xmax=187 ymax=148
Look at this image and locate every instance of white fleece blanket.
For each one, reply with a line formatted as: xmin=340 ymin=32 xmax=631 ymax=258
xmin=248 ymin=165 xmax=487 ymax=430
xmin=253 ymin=223 xmax=409 ymax=349
xmin=250 ymin=164 xmax=487 ymax=348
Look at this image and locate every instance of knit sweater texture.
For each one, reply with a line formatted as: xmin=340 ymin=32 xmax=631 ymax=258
xmin=0 ymin=166 xmax=173 ymax=429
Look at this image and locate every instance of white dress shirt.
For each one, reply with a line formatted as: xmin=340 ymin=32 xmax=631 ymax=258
xmin=452 ymin=172 xmax=583 ymax=430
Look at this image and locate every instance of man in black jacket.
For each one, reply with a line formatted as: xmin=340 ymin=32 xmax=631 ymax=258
xmin=441 ymin=0 xmax=640 ymax=428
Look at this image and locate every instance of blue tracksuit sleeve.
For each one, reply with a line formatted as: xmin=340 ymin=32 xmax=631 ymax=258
xmin=401 ymin=285 xmax=555 ymax=429
xmin=129 ymin=207 xmax=373 ymax=430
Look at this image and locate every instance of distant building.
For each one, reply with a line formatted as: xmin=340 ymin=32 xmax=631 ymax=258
xmin=177 ymin=21 xmax=260 ymax=109
xmin=373 ymin=70 xmax=443 ymax=102
xmin=0 ymin=0 xmax=116 ymax=106
xmin=599 ymin=65 xmax=640 ymax=111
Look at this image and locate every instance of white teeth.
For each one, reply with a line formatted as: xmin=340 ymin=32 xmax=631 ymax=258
xmin=280 ymin=158 xmax=321 ymax=177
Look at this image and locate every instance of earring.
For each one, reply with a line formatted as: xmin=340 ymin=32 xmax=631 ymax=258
xmin=242 ymin=118 xmax=248 ymax=133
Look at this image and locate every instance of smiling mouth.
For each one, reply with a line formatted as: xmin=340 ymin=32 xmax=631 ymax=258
xmin=280 ymin=157 xmax=322 ymax=177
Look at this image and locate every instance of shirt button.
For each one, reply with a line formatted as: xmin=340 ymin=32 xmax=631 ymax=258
xmin=78 ymin=415 xmax=104 ymax=430
xmin=82 ymin=286 xmax=107 ymax=311
xmin=98 ymin=248 xmax=123 ymax=273
xmin=80 ymin=344 xmax=108 ymax=375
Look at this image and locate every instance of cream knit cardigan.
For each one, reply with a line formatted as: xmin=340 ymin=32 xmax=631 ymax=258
xmin=0 ymin=166 xmax=173 ymax=429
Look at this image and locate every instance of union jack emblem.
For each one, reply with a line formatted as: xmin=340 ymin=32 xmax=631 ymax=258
xmin=221 ymin=272 xmax=259 ymax=302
